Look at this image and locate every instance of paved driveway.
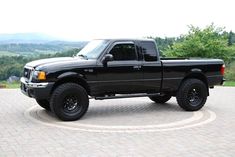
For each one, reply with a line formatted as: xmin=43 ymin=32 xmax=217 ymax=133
xmin=0 ymin=87 xmax=235 ymax=157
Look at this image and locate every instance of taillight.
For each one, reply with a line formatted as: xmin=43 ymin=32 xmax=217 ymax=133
xmin=220 ymin=64 xmax=225 ymax=75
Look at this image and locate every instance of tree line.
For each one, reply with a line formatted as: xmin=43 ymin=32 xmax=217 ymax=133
xmin=0 ymin=41 xmax=86 ymax=55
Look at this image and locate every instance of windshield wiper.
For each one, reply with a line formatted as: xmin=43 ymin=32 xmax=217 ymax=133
xmin=77 ymin=54 xmax=88 ymax=60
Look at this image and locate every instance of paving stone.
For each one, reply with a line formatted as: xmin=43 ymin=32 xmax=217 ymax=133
xmin=0 ymin=87 xmax=234 ymax=156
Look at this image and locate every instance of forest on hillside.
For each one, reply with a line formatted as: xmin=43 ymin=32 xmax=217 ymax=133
xmin=0 ymin=41 xmax=87 ymax=56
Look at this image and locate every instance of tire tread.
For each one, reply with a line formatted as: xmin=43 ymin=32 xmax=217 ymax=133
xmin=50 ymin=83 xmax=89 ymax=121
xmin=176 ymin=79 xmax=207 ymax=111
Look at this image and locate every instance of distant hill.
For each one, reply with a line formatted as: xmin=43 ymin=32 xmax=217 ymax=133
xmin=0 ymin=33 xmax=59 ymax=44
xmin=0 ymin=33 xmax=87 ymax=56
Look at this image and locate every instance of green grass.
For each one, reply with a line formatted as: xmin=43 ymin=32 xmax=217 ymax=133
xmin=0 ymin=81 xmax=20 ymax=89
xmin=223 ymin=81 xmax=235 ymax=86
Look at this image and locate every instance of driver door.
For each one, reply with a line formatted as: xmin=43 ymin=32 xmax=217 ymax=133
xmin=96 ymin=41 xmax=143 ymax=94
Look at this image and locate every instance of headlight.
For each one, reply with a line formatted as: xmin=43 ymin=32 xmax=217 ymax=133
xmin=32 ymin=71 xmax=46 ymax=80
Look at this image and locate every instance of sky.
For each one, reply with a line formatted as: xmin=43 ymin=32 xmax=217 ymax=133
xmin=0 ymin=0 xmax=234 ymax=40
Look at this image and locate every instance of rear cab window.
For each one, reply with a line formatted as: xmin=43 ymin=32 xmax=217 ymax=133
xmin=140 ymin=41 xmax=158 ymax=62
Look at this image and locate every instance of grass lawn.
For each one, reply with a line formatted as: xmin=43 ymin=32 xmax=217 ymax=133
xmin=223 ymin=81 xmax=235 ymax=87
xmin=0 ymin=81 xmax=20 ymax=89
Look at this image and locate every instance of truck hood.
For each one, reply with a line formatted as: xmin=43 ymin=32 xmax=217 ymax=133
xmin=25 ymin=57 xmax=96 ymax=71
xmin=26 ymin=57 xmax=75 ymax=68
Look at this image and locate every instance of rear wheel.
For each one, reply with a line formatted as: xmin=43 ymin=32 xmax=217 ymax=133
xmin=176 ymin=79 xmax=207 ymax=111
xmin=36 ymin=99 xmax=51 ymax=111
xmin=149 ymin=95 xmax=172 ymax=104
xmin=50 ymin=83 xmax=89 ymax=121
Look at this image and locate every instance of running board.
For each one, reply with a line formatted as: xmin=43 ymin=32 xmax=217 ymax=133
xmin=94 ymin=93 xmax=161 ymax=100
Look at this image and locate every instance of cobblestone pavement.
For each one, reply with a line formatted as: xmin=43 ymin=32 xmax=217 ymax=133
xmin=0 ymin=87 xmax=235 ymax=157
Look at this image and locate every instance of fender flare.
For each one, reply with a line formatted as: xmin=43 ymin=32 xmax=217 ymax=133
xmin=180 ymin=69 xmax=209 ymax=95
xmin=51 ymin=72 xmax=90 ymax=94
xmin=57 ymin=72 xmax=85 ymax=80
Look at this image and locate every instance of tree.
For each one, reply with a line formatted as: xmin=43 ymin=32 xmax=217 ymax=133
xmin=154 ymin=37 xmax=177 ymax=57
xmin=165 ymin=24 xmax=235 ymax=64
xmin=228 ymin=31 xmax=235 ymax=46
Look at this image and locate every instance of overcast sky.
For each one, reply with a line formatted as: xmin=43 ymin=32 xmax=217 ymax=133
xmin=0 ymin=0 xmax=234 ymax=40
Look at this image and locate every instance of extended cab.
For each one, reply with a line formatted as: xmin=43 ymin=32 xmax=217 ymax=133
xmin=20 ymin=39 xmax=225 ymax=121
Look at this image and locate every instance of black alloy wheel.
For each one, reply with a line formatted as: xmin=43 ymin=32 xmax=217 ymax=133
xmin=50 ymin=83 xmax=89 ymax=121
xmin=176 ymin=79 xmax=207 ymax=111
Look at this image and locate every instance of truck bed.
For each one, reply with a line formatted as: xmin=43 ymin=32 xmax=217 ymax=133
xmin=161 ymin=58 xmax=224 ymax=93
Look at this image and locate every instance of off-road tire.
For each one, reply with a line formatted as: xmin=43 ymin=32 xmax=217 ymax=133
xmin=176 ymin=79 xmax=207 ymax=111
xmin=50 ymin=83 xmax=89 ymax=121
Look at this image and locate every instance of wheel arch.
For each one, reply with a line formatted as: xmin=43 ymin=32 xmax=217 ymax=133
xmin=51 ymin=72 xmax=90 ymax=95
xmin=179 ymin=71 xmax=209 ymax=95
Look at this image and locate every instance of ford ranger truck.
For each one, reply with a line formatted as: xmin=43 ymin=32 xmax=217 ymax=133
xmin=20 ymin=39 xmax=225 ymax=121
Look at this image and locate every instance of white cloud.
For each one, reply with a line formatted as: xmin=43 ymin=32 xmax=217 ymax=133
xmin=0 ymin=0 xmax=234 ymax=40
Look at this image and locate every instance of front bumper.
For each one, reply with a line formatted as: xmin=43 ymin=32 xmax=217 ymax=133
xmin=20 ymin=77 xmax=54 ymax=99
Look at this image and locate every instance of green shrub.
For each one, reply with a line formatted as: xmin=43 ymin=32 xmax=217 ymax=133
xmin=225 ymin=61 xmax=235 ymax=81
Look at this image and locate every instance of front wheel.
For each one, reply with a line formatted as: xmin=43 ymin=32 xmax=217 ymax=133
xmin=50 ymin=83 xmax=89 ymax=121
xmin=176 ymin=79 xmax=207 ymax=111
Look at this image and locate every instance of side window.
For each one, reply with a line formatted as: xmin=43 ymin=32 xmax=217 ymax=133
xmin=109 ymin=43 xmax=137 ymax=61
xmin=141 ymin=41 xmax=158 ymax=61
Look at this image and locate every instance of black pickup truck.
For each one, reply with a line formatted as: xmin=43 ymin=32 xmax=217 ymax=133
xmin=20 ymin=39 xmax=225 ymax=121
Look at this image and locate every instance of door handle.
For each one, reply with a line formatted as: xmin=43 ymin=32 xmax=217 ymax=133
xmin=133 ymin=65 xmax=141 ymax=69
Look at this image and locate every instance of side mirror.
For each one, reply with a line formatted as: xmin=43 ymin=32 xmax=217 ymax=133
xmin=102 ymin=54 xmax=113 ymax=65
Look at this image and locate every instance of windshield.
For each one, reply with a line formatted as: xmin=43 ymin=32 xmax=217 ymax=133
xmin=76 ymin=40 xmax=109 ymax=59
